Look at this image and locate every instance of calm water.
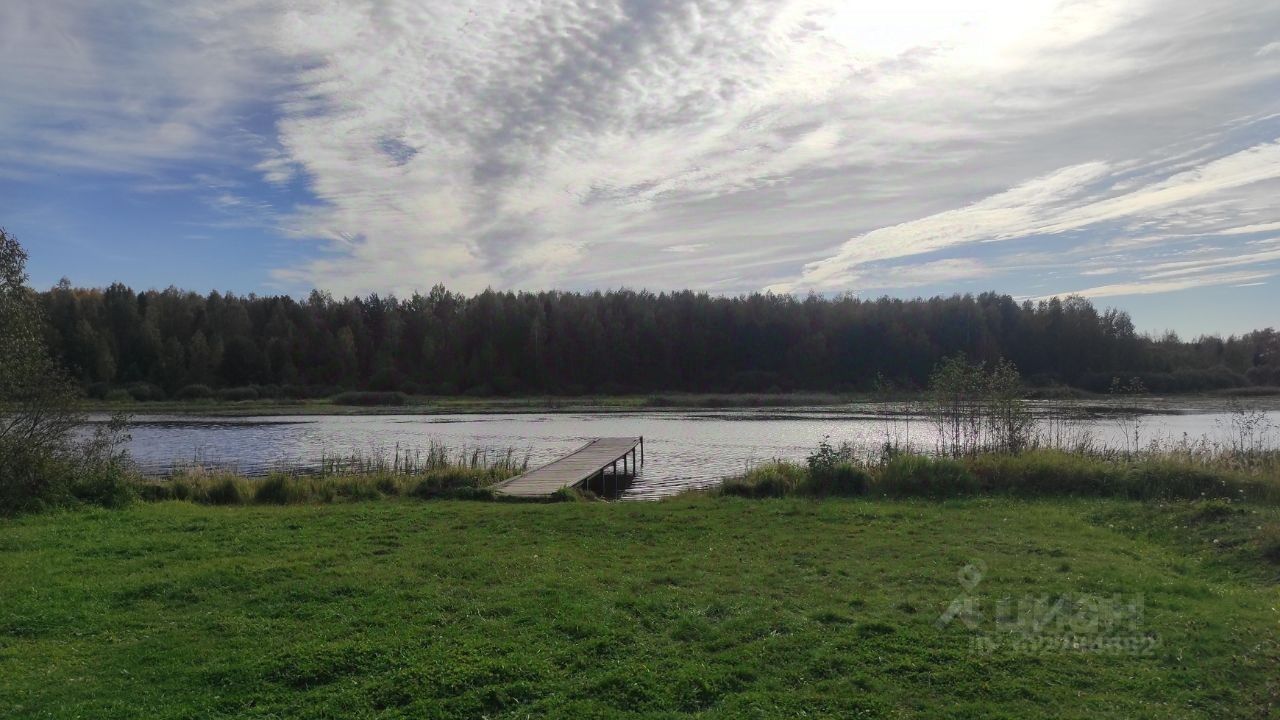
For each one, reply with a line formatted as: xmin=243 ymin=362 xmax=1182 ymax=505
xmin=106 ymin=405 xmax=1279 ymax=500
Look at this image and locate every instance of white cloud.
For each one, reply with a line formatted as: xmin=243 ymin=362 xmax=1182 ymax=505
xmin=770 ymin=161 xmax=1112 ymax=291
xmin=0 ymin=1 xmax=284 ymax=174
xmin=1044 ymin=270 xmax=1275 ymax=299
xmin=775 ymin=139 xmax=1280 ymax=294
xmin=4 ymin=0 xmax=1280 ymax=304
xmin=662 ymin=244 xmax=708 ymax=254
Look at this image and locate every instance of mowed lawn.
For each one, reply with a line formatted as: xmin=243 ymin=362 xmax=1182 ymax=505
xmin=2 ymin=498 xmax=1277 ymax=719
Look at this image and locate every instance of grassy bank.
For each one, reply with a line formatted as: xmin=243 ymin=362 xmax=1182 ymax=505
xmin=720 ymin=449 xmax=1280 ymax=504
xmin=2 ymin=498 xmax=1278 ymax=718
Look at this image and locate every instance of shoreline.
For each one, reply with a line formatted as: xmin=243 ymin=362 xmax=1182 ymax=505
xmin=65 ymin=390 xmax=1280 ymax=418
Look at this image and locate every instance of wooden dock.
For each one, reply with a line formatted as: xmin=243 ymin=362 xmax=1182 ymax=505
xmin=493 ymin=437 xmax=643 ymax=498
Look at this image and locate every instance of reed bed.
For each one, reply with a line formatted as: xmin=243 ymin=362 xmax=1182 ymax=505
xmin=135 ymin=443 xmax=530 ymax=505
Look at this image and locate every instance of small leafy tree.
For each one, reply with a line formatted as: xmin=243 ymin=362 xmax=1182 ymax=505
xmin=928 ymin=356 xmax=1032 ymax=456
xmin=0 ymin=228 xmax=131 ymax=513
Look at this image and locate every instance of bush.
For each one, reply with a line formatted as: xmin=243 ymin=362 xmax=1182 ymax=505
xmin=804 ymin=461 xmax=871 ymax=497
xmin=804 ymin=438 xmax=868 ymax=495
xmin=176 ymin=384 xmax=214 ymax=400
xmin=719 ymin=462 xmax=807 ymax=498
xmin=411 ymin=467 xmax=491 ymax=497
xmin=86 ymin=382 xmax=111 ymax=400
xmin=71 ymin=457 xmax=135 ymax=508
xmin=0 ymin=413 xmax=135 ymax=514
xmin=217 ymin=386 xmax=260 ymax=402
xmin=206 ymin=477 xmax=248 ymax=504
xmin=254 ymin=474 xmax=301 ymax=504
xmin=126 ymin=383 xmax=166 ymax=402
xmin=966 ymin=451 xmax=1121 ymax=497
xmin=548 ymin=486 xmax=593 ymax=502
xmin=103 ymin=388 xmax=133 ymax=403
xmin=330 ymin=391 xmax=409 ymax=406
xmin=1246 ymin=365 xmax=1280 ymax=386
xmin=877 ymin=455 xmax=978 ymax=497
xmin=0 ymin=448 xmax=72 ymax=514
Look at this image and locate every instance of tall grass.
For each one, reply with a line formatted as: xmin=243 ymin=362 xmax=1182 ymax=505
xmin=718 ymin=446 xmax=1280 ymax=504
xmin=137 ymin=443 xmax=529 ymax=506
xmin=318 ymin=442 xmax=528 ymax=477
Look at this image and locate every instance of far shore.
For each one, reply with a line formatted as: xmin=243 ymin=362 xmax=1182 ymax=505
xmin=62 ymin=387 xmax=1280 ymax=418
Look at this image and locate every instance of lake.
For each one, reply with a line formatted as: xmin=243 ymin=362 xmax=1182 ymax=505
xmin=106 ymin=402 xmax=1280 ymax=500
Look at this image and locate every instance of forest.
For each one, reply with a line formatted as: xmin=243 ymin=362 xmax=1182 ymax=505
xmin=34 ymin=281 xmax=1279 ymax=399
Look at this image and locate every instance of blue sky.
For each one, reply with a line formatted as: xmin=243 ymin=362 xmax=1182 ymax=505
xmin=2 ymin=0 xmax=1279 ymax=337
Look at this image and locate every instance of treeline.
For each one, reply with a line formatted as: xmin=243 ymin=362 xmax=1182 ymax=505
xmin=37 ymin=281 xmax=1280 ymax=398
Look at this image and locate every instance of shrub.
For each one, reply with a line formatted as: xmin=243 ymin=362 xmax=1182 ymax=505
xmin=0 ymin=449 xmax=72 ymax=514
xmin=86 ymin=382 xmax=111 ymax=399
xmin=719 ymin=462 xmax=807 ymax=498
xmin=411 ymin=467 xmax=490 ymax=497
xmin=548 ymin=487 xmax=591 ymax=502
xmin=126 ymin=383 xmax=166 ymax=402
xmin=330 ymin=391 xmax=409 ymax=406
xmin=803 ymin=438 xmax=870 ymax=496
xmin=807 ymin=462 xmax=871 ymax=496
xmin=71 ymin=458 xmax=135 ymax=508
xmin=206 ymin=477 xmax=248 ymax=504
xmin=103 ymin=388 xmax=133 ymax=403
xmin=966 ymin=450 xmax=1121 ymax=497
xmin=254 ymin=474 xmax=300 ymax=504
xmin=1246 ymin=365 xmax=1280 ymax=387
xmin=217 ymin=386 xmax=260 ymax=402
xmin=877 ymin=455 xmax=978 ymax=497
xmin=176 ymin=384 xmax=214 ymax=400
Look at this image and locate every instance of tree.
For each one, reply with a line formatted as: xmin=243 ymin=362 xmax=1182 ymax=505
xmin=0 ymin=230 xmax=84 ymax=511
xmin=26 ymin=274 xmax=1270 ymax=397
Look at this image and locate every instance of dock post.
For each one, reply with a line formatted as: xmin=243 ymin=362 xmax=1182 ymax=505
xmin=640 ymin=437 xmax=644 ymax=466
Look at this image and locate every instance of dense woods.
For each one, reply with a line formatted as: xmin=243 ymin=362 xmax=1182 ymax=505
xmin=36 ymin=281 xmax=1279 ymax=398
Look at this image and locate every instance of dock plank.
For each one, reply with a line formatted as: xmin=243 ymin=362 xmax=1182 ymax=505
xmin=493 ymin=437 xmax=642 ymax=498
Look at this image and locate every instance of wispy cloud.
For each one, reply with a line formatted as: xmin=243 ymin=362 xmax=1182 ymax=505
xmin=3 ymin=0 xmax=1280 ymax=315
xmin=774 ymin=138 xmax=1280 ymax=295
xmin=259 ymin=0 xmax=1280 ymax=296
xmin=1042 ymin=270 xmax=1274 ymax=299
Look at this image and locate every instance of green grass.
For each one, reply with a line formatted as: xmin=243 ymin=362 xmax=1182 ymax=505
xmin=722 ymin=450 xmax=1280 ymax=504
xmin=2 ymin=498 xmax=1278 ymax=718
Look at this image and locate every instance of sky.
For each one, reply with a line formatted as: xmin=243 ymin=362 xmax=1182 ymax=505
xmin=2 ymin=0 xmax=1278 ymax=337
